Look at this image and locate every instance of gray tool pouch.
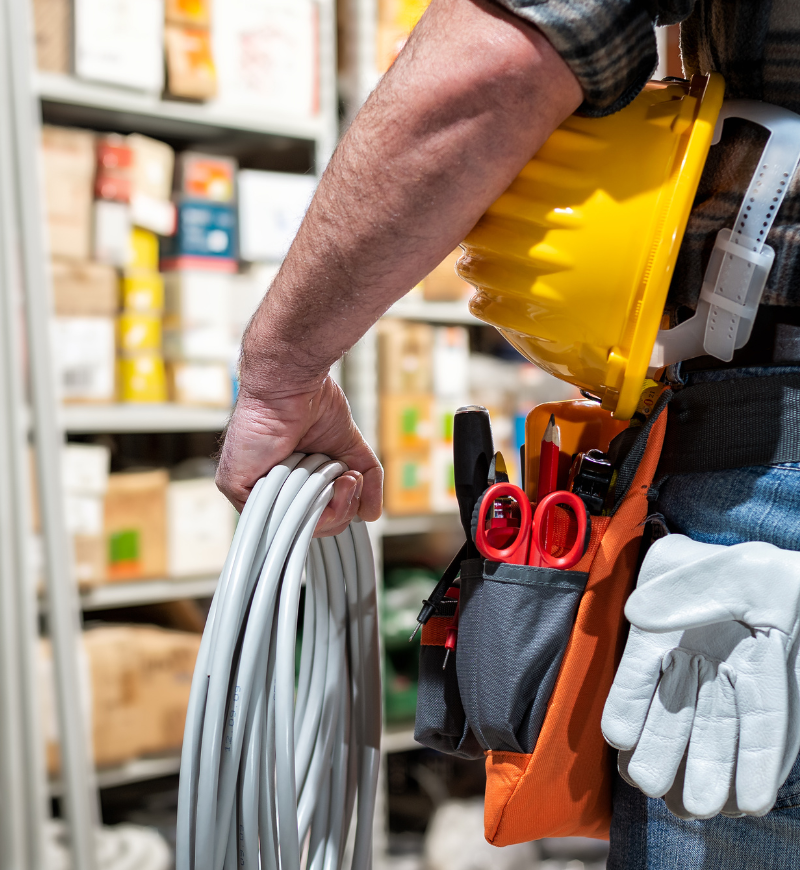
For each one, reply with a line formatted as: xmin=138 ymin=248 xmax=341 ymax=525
xmin=456 ymin=560 xmax=589 ymax=754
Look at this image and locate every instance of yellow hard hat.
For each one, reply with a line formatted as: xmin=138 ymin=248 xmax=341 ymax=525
xmin=458 ymin=73 xmax=725 ymax=419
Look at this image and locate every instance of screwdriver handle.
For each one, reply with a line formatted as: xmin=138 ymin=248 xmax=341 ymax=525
xmin=453 ymin=405 xmax=494 ymax=557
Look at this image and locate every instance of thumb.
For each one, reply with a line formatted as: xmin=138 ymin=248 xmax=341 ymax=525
xmin=627 ymin=536 xmax=800 ymax=634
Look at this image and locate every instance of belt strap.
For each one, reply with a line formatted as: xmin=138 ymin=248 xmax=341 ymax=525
xmin=658 ymin=374 xmax=800 ymax=477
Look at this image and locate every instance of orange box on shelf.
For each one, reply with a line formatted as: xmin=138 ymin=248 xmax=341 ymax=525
xmin=383 ymin=451 xmax=431 ymax=516
xmin=103 ymin=470 xmax=168 ymax=581
xmin=379 ymin=394 xmax=433 ymax=455
xmin=165 ymin=24 xmax=217 ymax=100
xmin=166 ymin=0 xmax=211 ymax=26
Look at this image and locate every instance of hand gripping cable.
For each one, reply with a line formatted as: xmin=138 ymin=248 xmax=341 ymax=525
xmin=176 ymin=454 xmax=381 ymax=870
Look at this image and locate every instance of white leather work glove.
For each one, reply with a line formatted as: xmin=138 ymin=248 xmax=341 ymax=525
xmin=601 ymin=534 xmax=800 ymax=819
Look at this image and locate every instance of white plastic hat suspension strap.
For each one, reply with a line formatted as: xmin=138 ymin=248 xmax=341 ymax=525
xmin=650 ymin=100 xmax=800 ymax=371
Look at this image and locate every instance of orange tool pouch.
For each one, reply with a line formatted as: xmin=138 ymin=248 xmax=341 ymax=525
xmin=413 ymin=392 xmax=670 ymax=844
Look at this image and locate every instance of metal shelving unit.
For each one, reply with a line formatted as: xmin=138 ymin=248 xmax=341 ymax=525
xmin=62 ymin=403 xmax=230 ymax=434
xmin=3 ymin=0 xmax=340 ymax=865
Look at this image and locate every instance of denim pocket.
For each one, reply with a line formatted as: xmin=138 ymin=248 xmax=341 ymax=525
xmin=456 ymin=559 xmax=589 ymax=754
xmin=414 ymin=598 xmax=483 ymax=760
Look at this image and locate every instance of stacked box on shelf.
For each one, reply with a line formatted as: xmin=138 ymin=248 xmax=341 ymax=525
xmin=422 ymin=248 xmax=472 ymax=302
xmin=378 ymin=320 xmax=434 ymax=515
xmin=377 ymin=0 xmax=429 ymax=73
xmin=431 ymin=326 xmax=469 ymax=512
xmin=40 ymin=625 xmax=201 ymax=773
xmin=212 ymin=0 xmax=319 ymax=119
xmin=117 ymin=228 xmax=168 ymax=402
xmin=164 ymin=0 xmax=217 ymax=100
xmin=163 ymin=152 xmax=238 ymax=406
xmin=62 ymin=444 xmax=111 ymax=587
xmin=42 ymin=126 xmax=116 ymax=403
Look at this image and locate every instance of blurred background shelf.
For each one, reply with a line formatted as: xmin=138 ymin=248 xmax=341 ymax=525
xmin=38 ymin=576 xmax=219 ymax=612
xmin=381 ymin=723 xmax=419 ymax=755
xmin=384 ymin=297 xmax=475 ymax=326
xmin=61 ymin=403 xmax=229 ymax=433
xmin=35 ymin=72 xmax=326 ymax=144
xmin=379 ymin=513 xmax=461 ymax=537
xmin=49 ymin=755 xmax=182 ymax=796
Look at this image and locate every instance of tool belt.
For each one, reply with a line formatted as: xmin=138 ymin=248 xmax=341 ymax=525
xmin=414 ymin=395 xmax=670 ymax=843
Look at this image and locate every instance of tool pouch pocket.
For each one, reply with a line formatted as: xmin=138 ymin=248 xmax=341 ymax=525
xmin=457 ymin=561 xmax=590 ymax=755
xmin=414 ymin=558 xmax=483 ymax=760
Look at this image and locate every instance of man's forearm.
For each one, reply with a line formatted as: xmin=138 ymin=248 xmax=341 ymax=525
xmin=239 ymin=0 xmax=582 ymax=399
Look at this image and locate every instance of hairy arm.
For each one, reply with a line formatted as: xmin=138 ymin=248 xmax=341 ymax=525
xmin=217 ymin=0 xmax=582 ymax=531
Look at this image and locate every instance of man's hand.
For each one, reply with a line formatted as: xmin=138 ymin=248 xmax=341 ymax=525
xmin=216 ymin=378 xmax=382 ymax=535
xmin=215 ymin=0 xmax=582 ymax=532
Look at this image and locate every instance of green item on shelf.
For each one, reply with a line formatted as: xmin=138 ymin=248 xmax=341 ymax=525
xmin=384 ymin=657 xmax=418 ymax=724
xmin=382 ymin=566 xmax=439 ymax=650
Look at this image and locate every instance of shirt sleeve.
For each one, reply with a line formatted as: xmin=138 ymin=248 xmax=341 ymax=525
xmin=494 ymin=0 xmax=663 ymax=116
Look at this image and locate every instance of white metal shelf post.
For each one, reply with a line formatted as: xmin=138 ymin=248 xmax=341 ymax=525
xmin=0 ymin=4 xmax=47 ymax=866
xmin=4 ymin=1 xmax=99 ymax=868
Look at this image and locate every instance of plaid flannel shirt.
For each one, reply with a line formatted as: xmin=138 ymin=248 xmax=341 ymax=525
xmin=497 ymin=0 xmax=800 ymax=308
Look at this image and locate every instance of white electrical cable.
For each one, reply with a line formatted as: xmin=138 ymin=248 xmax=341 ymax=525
xmin=176 ymin=454 xmax=382 ymax=870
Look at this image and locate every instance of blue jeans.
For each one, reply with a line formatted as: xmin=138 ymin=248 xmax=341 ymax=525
xmin=608 ymin=366 xmax=800 ymax=869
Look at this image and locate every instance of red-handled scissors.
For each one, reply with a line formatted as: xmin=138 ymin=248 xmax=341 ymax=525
xmin=475 ymin=482 xmax=589 ymax=569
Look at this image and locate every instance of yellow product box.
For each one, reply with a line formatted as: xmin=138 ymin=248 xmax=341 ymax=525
xmin=383 ymin=452 xmax=431 ymax=516
xmin=117 ymin=311 xmax=162 ymax=353
xmin=117 ymin=355 xmax=167 ymax=403
xmin=128 ymin=227 xmax=159 ymax=271
xmin=379 ymin=393 xmax=433 ymax=455
xmin=120 ymin=271 xmax=165 ymax=312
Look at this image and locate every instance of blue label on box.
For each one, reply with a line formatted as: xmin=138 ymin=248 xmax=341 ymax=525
xmin=161 ymin=200 xmax=237 ymax=260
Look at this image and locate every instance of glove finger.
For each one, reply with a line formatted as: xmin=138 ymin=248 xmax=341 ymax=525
xmin=734 ymin=634 xmax=790 ymax=815
xmin=602 ymin=627 xmax=682 ymax=750
xmin=664 ymin=752 xmax=693 ymax=820
xmin=683 ymin=661 xmax=738 ymax=818
xmin=627 ymin=649 xmax=699 ymax=797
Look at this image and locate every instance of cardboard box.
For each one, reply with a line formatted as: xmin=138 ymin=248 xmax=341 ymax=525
xmin=72 ymin=534 xmax=106 ymax=587
xmin=33 ymin=0 xmax=70 ymax=73
xmin=423 ymin=249 xmax=472 ymax=302
xmin=377 ymin=320 xmax=433 ymax=394
xmin=117 ymin=356 xmax=168 ymax=403
xmin=166 ymin=0 xmax=211 ymax=26
xmin=212 ymin=0 xmax=317 ymax=118
xmin=41 ymin=626 xmax=201 ymax=771
xmin=430 ymin=443 xmax=457 ymax=513
xmin=63 ymin=443 xmax=111 ymax=496
xmin=163 ymin=270 xmax=231 ymax=326
xmin=41 ymin=126 xmax=95 ymax=260
xmin=237 ymin=170 xmax=315 ymax=262
xmin=93 ymin=200 xmax=132 ymax=267
xmin=161 ymin=200 xmax=237 ymax=263
xmin=167 ymin=478 xmax=235 ymax=576
xmin=51 ymin=260 xmax=118 ymax=316
xmin=174 ymin=152 xmax=237 ymax=202
xmin=167 ymin=362 xmax=232 ymax=407
xmin=383 ymin=452 xmax=430 ymax=516
xmin=121 ymin=272 xmax=165 ymax=312
xmin=53 ymin=316 xmax=115 ymax=403
xmin=117 ymin=312 xmax=162 ymax=353
xmin=231 ymin=264 xmax=276 ymax=340
xmin=163 ymin=325 xmax=231 ymax=362
xmin=128 ymin=134 xmax=174 ymax=203
xmin=432 ymin=326 xmax=469 ymax=398
xmin=74 ymin=0 xmax=164 ymax=93
xmin=129 ymin=227 xmax=160 ymax=271
xmin=379 ymin=394 xmax=433 ymax=455
xmin=104 ymin=470 xmax=168 ymax=580
xmin=165 ymin=24 xmax=217 ymax=100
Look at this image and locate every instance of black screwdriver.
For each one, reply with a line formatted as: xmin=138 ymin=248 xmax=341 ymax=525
xmin=409 ymin=405 xmax=494 ymax=643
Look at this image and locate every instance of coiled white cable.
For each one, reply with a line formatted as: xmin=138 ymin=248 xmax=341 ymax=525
xmin=176 ymin=454 xmax=382 ymax=870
